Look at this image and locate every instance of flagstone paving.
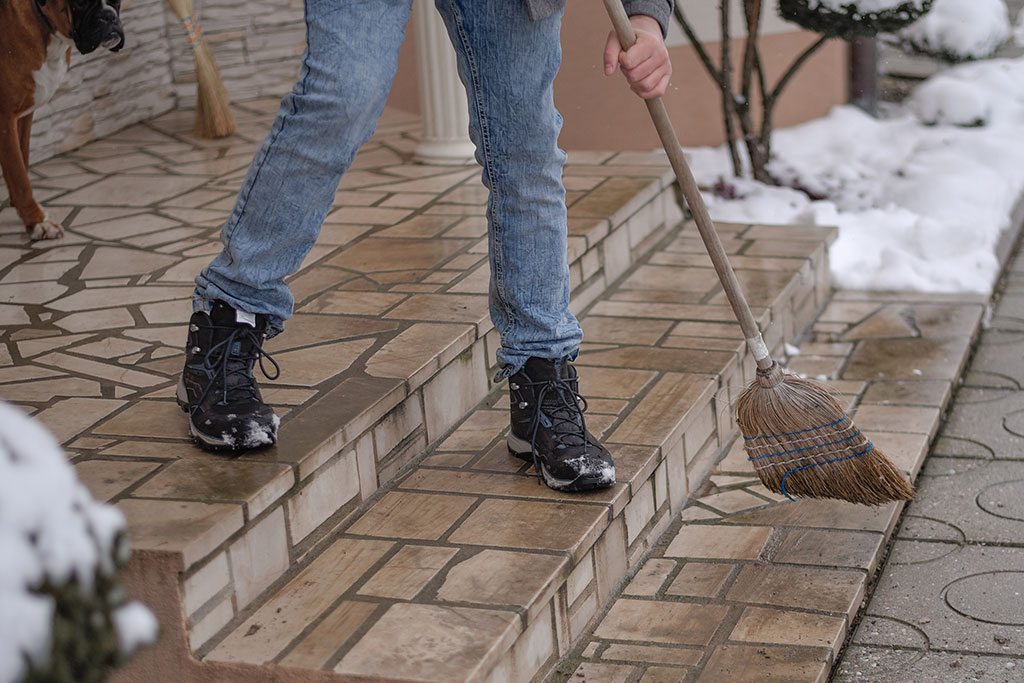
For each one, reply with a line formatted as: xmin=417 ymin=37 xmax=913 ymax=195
xmin=554 ymin=283 xmax=989 ymax=682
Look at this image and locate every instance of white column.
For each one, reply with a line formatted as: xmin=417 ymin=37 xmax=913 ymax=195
xmin=412 ymin=0 xmax=476 ymax=165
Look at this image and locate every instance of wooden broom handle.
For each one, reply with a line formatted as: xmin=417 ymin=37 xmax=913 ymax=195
xmin=602 ymin=0 xmax=775 ymax=371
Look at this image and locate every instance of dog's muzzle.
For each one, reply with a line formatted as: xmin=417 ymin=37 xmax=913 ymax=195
xmin=72 ymin=1 xmax=125 ymax=54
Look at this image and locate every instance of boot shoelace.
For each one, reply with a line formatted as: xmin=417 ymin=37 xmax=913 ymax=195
xmin=197 ymin=324 xmax=280 ymax=408
xmin=524 ymin=376 xmax=592 ymax=483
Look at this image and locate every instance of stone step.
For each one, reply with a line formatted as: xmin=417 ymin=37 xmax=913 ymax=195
xmin=0 ymin=101 xmax=697 ymax=682
xmin=110 ymin=160 xmax=683 ymax=659
xmin=157 ymin=221 xmax=837 ymax=682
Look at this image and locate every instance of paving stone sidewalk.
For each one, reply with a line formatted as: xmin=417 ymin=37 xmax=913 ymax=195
xmin=552 ymin=287 xmax=988 ymax=683
xmin=834 ymin=249 xmax=1024 ymax=681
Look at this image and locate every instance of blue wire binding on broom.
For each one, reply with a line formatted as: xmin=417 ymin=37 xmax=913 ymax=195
xmin=778 ymin=443 xmax=874 ymax=501
xmin=747 ymin=429 xmax=862 ymax=461
xmin=743 ymin=414 xmax=850 ymax=441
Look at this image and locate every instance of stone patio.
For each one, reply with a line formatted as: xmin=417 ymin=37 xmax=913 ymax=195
xmin=2 ymin=98 xmax=1020 ymax=682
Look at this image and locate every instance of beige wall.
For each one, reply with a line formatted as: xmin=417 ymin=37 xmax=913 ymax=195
xmin=22 ymin=0 xmax=846 ymax=166
xmin=387 ymin=1 xmax=848 ymax=151
xmin=556 ymin=12 xmax=847 ymax=150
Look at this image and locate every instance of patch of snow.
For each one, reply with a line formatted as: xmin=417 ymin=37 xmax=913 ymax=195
xmin=689 ymin=58 xmax=1024 ymax=294
xmin=0 ymin=591 xmax=52 ymax=683
xmin=0 ymin=401 xmax=155 ymax=682
xmin=241 ymin=419 xmax=274 ymax=449
xmin=784 ymin=343 xmax=801 ymax=356
xmin=898 ymin=0 xmax=1010 ymax=60
xmin=113 ymin=602 xmax=159 ymax=656
xmin=907 ymin=77 xmax=992 ymax=126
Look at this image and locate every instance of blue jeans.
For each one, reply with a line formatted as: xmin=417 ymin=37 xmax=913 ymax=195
xmin=193 ymin=0 xmax=582 ymax=376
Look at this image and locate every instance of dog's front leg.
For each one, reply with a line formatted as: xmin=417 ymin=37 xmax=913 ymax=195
xmin=0 ymin=113 xmax=63 ymax=240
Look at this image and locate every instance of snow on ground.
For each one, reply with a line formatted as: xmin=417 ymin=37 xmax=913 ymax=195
xmin=0 ymin=402 xmax=157 ymax=683
xmin=685 ymin=57 xmax=1024 ymax=293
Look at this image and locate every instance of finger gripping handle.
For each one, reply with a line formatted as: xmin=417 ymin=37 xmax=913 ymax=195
xmin=603 ymin=0 xmax=637 ymax=49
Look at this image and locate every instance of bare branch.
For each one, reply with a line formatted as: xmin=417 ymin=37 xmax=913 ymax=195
xmin=673 ymin=4 xmax=724 ymax=85
xmin=720 ymin=0 xmax=742 ymax=175
xmin=769 ymin=35 xmax=829 ymax=104
xmin=738 ymin=0 xmax=770 ymax=182
xmin=740 ymin=0 xmax=762 ymax=102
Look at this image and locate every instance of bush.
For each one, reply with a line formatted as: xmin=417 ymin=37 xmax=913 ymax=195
xmin=0 ymin=401 xmax=157 ymax=683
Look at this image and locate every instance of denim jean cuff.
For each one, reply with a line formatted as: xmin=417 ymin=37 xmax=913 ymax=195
xmin=492 ymin=349 xmax=579 ymax=383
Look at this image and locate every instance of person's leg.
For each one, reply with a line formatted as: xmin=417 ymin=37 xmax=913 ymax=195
xmin=434 ymin=0 xmax=614 ymax=491
xmin=180 ymin=0 xmax=413 ymax=451
xmin=433 ymin=0 xmax=581 ymax=376
xmin=193 ymin=0 xmax=414 ymax=336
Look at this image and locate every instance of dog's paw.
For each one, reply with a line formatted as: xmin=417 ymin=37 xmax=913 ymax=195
xmin=29 ymin=220 xmax=65 ymax=241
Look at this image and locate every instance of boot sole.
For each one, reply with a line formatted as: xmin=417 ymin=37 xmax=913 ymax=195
xmin=507 ymin=434 xmax=615 ymax=492
xmin=176 ymin=377 xmax=277 ymax=453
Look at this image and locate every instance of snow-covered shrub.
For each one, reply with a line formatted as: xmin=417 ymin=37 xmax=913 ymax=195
xmin=907 ymin=77 xmax=992 ymax=126
xmin=0 ymin=402 xmax=157 ymax=683
xmin=896 ymin=0 xmax=1010 ymax=61
xmin=907 ymin=57 xmax=1024 ymax=126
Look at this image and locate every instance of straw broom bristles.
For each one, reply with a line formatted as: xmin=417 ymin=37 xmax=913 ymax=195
xmin=737 ymin=364 xmax=915 ymax=506
xmin=165 ymin=0 xmax=235 ymax=138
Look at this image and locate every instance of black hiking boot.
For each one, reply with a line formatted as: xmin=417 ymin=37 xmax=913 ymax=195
xmin=176 ymin=300 xmax=280 ymax=451
xmin=507 ymin=357 xmax=615 ymax=492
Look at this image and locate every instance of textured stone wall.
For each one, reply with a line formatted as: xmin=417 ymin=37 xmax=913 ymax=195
xmin=26 ymin=0 xmax=306 ymax=166
xmin=166 ymin=0 xmax=305 ymax=107
xmin=29 ymin=0 xmax=175 ymax=162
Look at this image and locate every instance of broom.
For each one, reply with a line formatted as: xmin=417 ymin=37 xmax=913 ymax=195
xmin=165 ymin=0 xmax=236 ymax=138
xmin=602 ymin=0 xmax=914 ymax=505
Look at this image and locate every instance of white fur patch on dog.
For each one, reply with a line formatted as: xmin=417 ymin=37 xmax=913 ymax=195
xmin=21 ymin=34 xmax=72 ymax=118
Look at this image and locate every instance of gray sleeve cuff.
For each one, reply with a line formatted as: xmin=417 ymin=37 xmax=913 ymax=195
xmin=620 ymin=0 xmax=673 ymax=37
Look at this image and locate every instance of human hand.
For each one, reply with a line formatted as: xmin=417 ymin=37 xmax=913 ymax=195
xmin=603 ymin=15 xmax=672 ymax=100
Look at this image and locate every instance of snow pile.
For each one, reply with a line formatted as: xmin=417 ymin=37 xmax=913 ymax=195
xmin=898 ymin=0 xmax=1010 ymax=60
xmin=686 ymin=57 xmax=1024 ymax=293
xmin=0 ymin=402 xmax=157 ymax=683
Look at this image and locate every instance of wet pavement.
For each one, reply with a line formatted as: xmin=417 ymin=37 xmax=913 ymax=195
xmin=554 ymin=284 xmax=994 ymax=682
xmin=834 ymin=244 xmax=1024 ymax=681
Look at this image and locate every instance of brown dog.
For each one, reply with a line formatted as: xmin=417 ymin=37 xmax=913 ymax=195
xmin=0 ymin=0 xmax=124 ymax=240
